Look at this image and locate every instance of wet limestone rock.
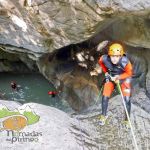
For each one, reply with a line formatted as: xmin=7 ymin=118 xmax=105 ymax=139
xmin=75 ymin=93 xmax=150 ymax=150
xmin=0 ymin=0 xmax=150 ymax=55
xmin=0 ymin=91 xmax=150 ymax=150
xmin=0 ymin=0 xmax=150 ymax=110
xmin=0 ymin=100 xmax=100 ymax=150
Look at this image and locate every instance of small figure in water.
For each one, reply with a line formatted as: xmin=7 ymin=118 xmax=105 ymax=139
xmin=11 ymin=81 xmax=21 ymax=91
xmin=48 ymin=91 xmax=61 ymax=98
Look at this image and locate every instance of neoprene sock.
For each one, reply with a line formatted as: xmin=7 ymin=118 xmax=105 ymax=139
xmin=101 ymin=96 xmax=109 ymax=116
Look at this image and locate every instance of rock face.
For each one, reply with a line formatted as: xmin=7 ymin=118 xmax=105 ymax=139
xmin=0 ymin=91 xmax=150 ymax=150
xmin=0 ymin=0 xmax=150 ymax=110
xmin=0 ymin=0 xmax=149 ymax=53
xmin=0 ymin=1 xmax=150 ymax=149
xmin=74 ymin=91 xmax=150 ymax=150
xmin=0 ymin=100 xmax=98 ymax=150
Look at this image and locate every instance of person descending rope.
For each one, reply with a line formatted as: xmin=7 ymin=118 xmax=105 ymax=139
xmin=91 ymin=43 xmax=133 ymax=127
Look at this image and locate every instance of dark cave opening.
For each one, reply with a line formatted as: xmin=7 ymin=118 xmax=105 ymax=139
xmin=45 ymin=35 xmax=150 ymax=112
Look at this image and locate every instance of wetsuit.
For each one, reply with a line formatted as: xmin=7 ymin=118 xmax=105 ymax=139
xmin=48 ymin=91 xmax=58 ymax=97
xmin=98 ymin=54 xmax=133 ymax=120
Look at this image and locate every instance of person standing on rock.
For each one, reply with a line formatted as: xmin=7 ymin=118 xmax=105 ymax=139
xmin=91 ymin=43 xmax=133 ymax=127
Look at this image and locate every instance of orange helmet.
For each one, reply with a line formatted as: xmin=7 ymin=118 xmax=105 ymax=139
xmin=108 ymin=43 xmax=125 ymax=56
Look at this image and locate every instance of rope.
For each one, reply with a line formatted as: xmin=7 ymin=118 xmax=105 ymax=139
xmin=95 ymin=85 xmax=103 ymax=104
xmin=117 ymin=82 xmax=139 ymax=150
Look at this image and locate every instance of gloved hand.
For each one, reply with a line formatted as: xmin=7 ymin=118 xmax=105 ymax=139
xmin=105 ymin=72 xmax=109 ymax=77
xmin=111 ymin=75 xmax=120 ymax=83
xmin=104 ymin=72 xmax=111 ymax=82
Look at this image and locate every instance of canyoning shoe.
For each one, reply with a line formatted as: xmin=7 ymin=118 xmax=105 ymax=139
xmin=98 ymin=115 xmax=108 ymax=126
xmin=122 ymin=120 xmax=130 ymax=129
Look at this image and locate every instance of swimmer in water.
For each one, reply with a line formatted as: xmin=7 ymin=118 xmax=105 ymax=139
xmin=48 ymin=91 xmax=61 ymax=98
xmin=10 ymin=81 xmax=21 ymax=91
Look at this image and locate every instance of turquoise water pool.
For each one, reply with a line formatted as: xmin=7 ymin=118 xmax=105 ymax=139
xmin=0 ymin=73 xmax=71 ymax=112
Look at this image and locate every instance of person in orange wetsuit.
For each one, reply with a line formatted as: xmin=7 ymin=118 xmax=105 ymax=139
xmin=91 ymin=43 xmax=133 ymax=126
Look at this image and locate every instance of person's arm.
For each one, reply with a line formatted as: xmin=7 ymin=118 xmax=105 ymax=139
xmin=118 ymin=61 xmax=133 ymax=80
xmin=90 ymin=65 xmax=101 ymax=76
xmin=98 ymin=56 xmax=108 ymax=73
xmin=90 ymin=56 xmax=108 ymax=76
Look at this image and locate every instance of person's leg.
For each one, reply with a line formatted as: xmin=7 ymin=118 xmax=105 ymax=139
xmin=121 ymin=78 xmax=132 ymax=121
xmin=99 ymin=81 xmax=114 ymax=125
xmin=101 ymin=96 xmax=109 ymax=116
xmin=101 ymin=81 xmax=114 ymax=116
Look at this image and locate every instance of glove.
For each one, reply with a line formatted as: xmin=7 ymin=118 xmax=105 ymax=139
xmin=105 ymin=72 xmax=109 ymax=77
xmin=111 ymin=75 xmax=120 ymax=83
xmin=105 ymin=72 xmax=111 ymax=82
